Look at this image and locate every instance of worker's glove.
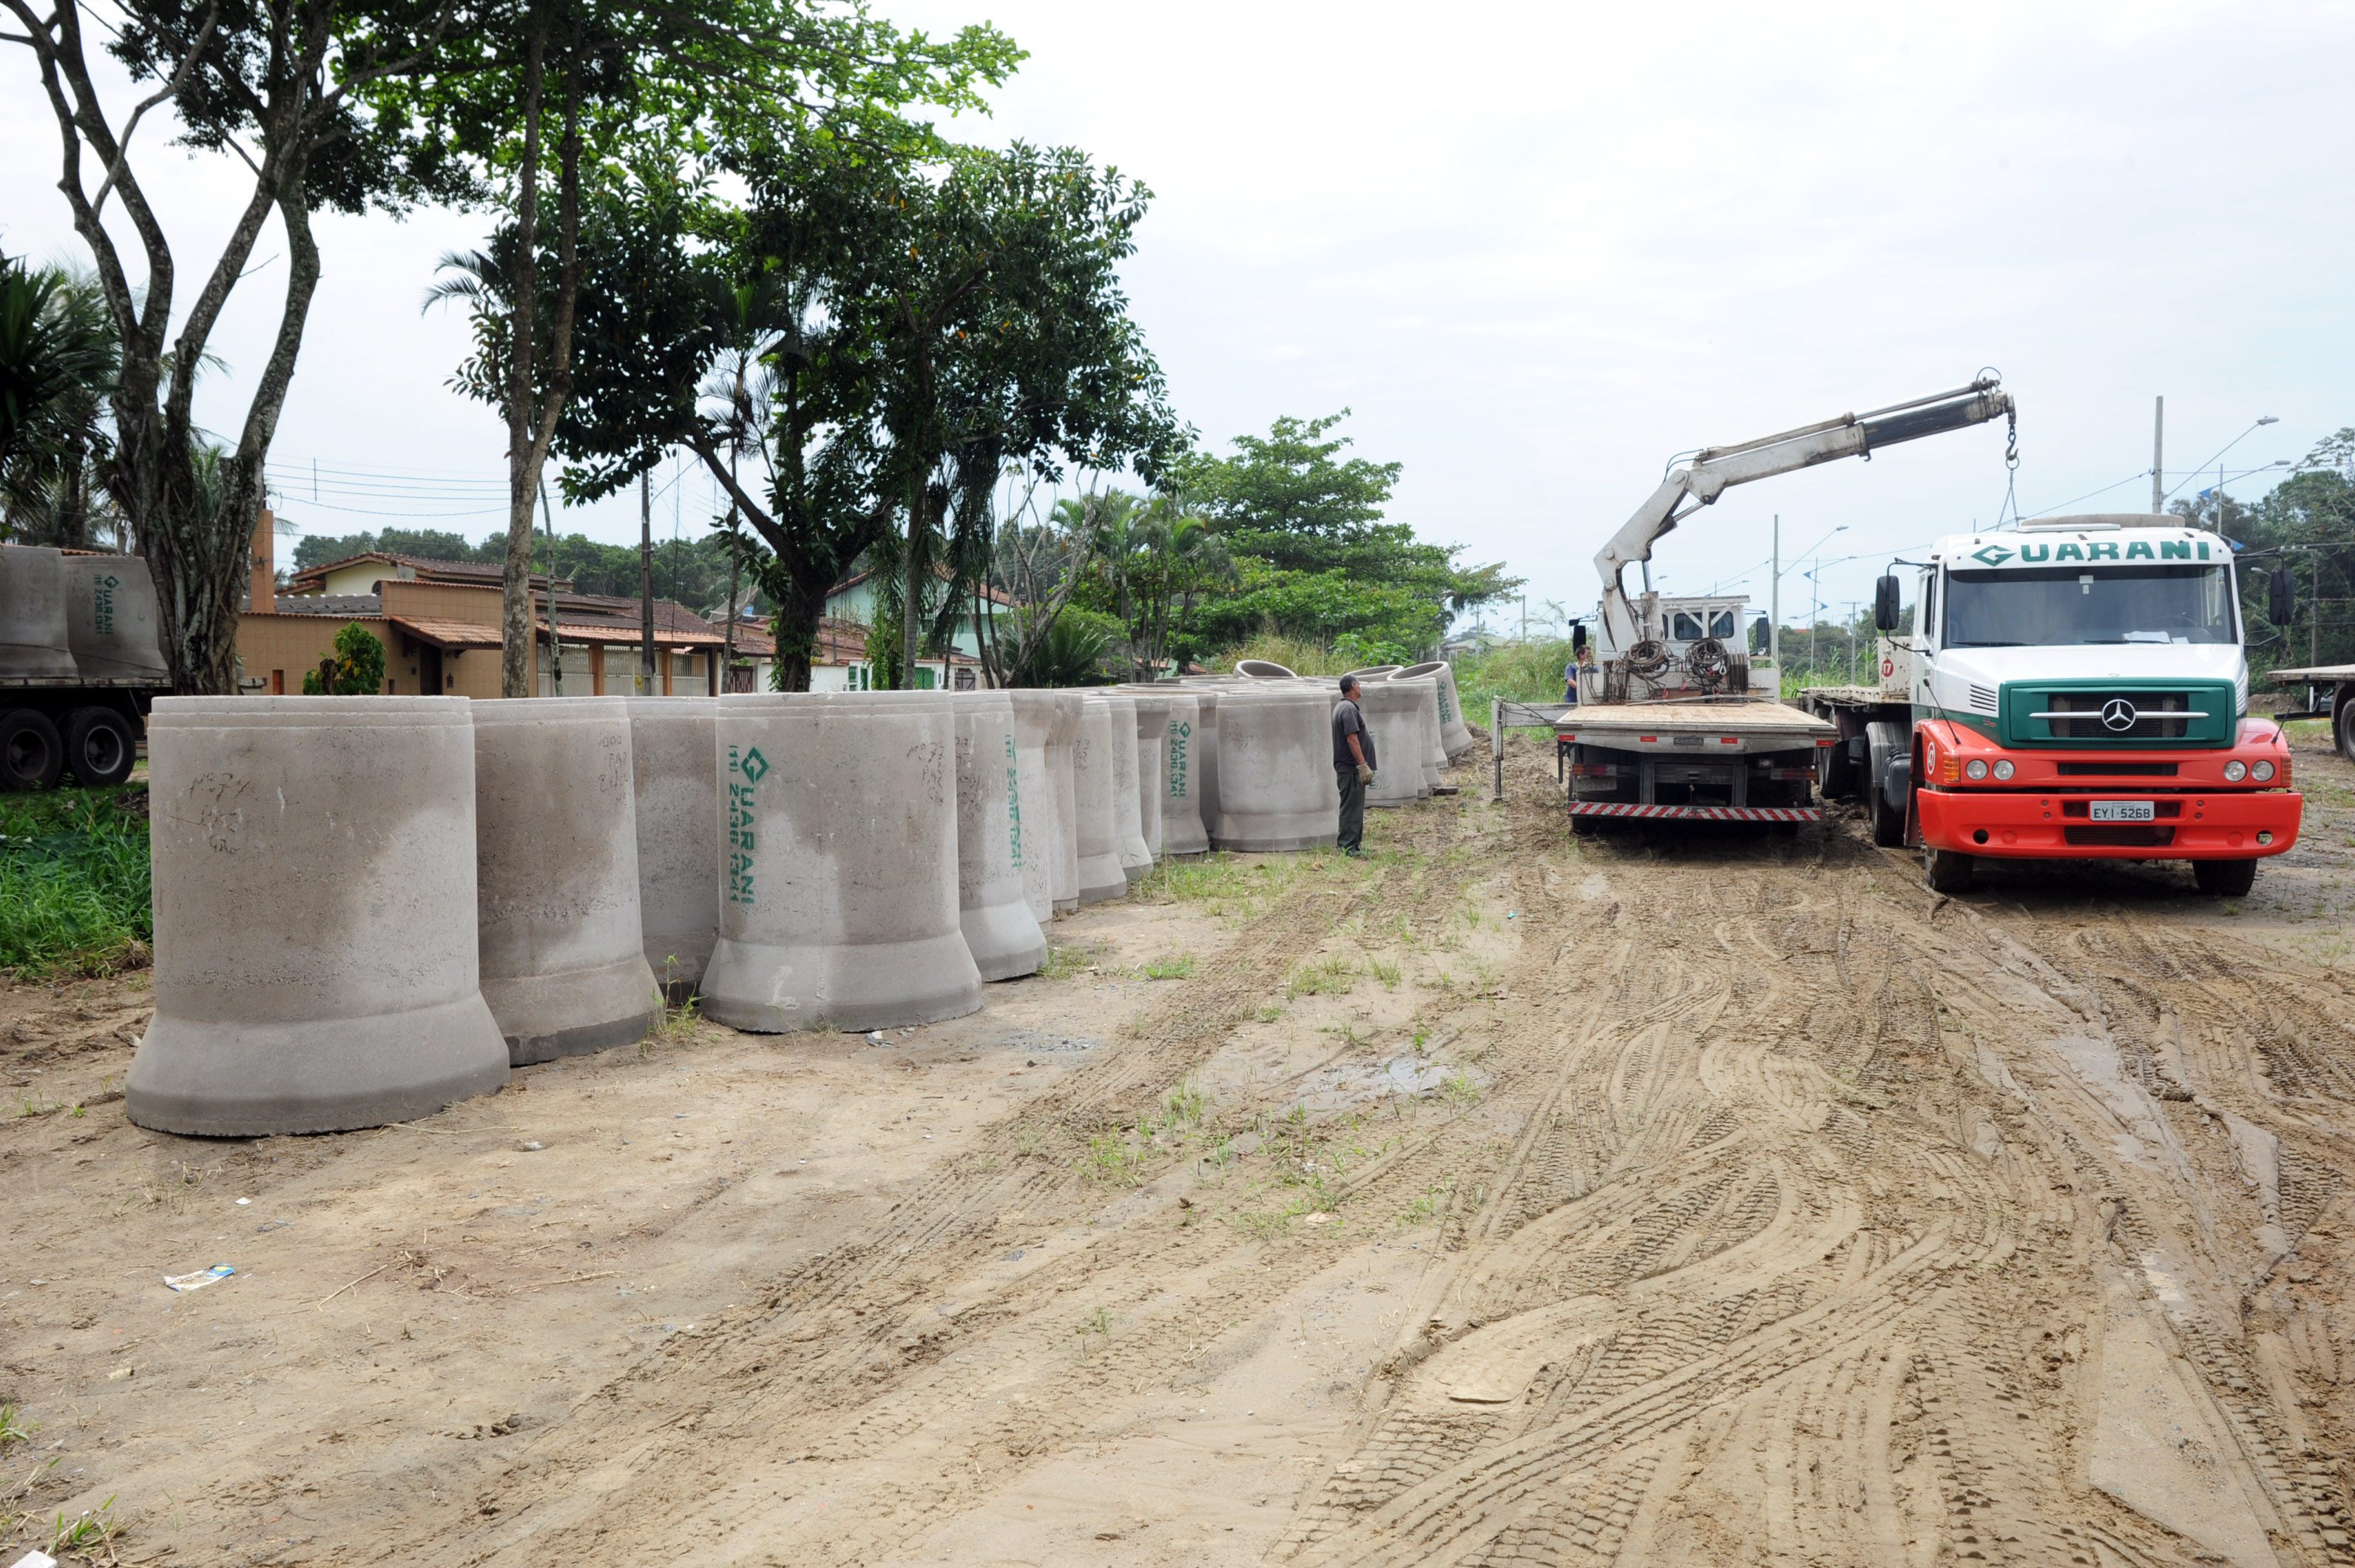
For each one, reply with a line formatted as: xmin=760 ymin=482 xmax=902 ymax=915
xmin=1356 ymin=765 xmax=1374 ymax=785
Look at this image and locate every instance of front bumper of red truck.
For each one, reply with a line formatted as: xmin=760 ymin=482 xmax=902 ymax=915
xmin=1913 ymin=785 xmax=2302 ymax=860
xmin=1911 ymin=715 xmax=2303 ymax=860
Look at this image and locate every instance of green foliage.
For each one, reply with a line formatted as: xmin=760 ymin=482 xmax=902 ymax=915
xmin=1453 ymin=638 xmax=1575 ymax=714
xmin=1014 ymin=604 xmax=1121 ymax=686
xmin=0 ymin=256 xmax=118 ymax=548
xmin=291 ymin=524 xmax=752 ymax=614
xmin=300 ymin=622 xmax=388 ymax=695
xmin=0 ymin=786 xmax=152 ymax=978
xmin=2180 ymin=428 xmax=2355 ymax=671
xmin=1168 ymin=412 xmax=1518 ymax=662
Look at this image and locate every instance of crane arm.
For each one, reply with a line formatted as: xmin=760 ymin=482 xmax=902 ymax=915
xmin=1594 ymin=376 xmax=2015 ymax=653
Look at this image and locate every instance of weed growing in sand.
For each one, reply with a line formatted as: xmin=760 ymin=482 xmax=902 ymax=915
xmin=1285 ymin=953 xmax=1359 ymax=999
xmin=0 ymin=1404 xmax=29 ymax=1450
xmin=1139 ymin=952 xmax=1197 ymax=981
xmin=1040 ymin=944 xmax=1093 ymax=979
xmin=1082 ymin=1132 xmax=1143 ymax=1187
xmin=1078 ymin=1304 xmax=1111 ymax=1345
xmin=44 ymin=1494 xmax=121 ymax=1561
xmin=1395 ymin=1182 xmax=1451 ymax=1231
xmin=1255 ymin=1002 xmax=1284 ymax=1024
xmin=1137 ymin=852 xmax=1321 ymax=921
xmin=1368 ymin=957 xmax=1402 ymax=990
xmin=1162 ymin=1078 xmax=1207 ymax=1127
xmin=646 ymin=987 xmax=700 ymax=1052
xmin=1439 ymin=1069 xmax=1484 ymax=1111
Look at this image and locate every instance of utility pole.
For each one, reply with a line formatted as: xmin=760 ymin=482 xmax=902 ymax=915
xmin=1769 ymin=514 xmax=1780 ymax=672
xmin=1845 ymin=600 xmax=1859 ymax=683
xmin=639 ymin=468 xmax=656 ymax=695
xmin=538 ymin=479 xmax=562 ymax=697
xmin=2151 ymin=395 xmax=2165 ymax=514
xmin=1520 ymin=595 xmax=1527 ymax=643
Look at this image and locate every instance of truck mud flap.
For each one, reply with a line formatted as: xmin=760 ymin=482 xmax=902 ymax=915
xmin=1568 ymin=802 xmax=1820 ymax=822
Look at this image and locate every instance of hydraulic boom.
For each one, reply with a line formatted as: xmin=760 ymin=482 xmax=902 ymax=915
xmin=1594 ymin=376 xmax=2016 ymax=654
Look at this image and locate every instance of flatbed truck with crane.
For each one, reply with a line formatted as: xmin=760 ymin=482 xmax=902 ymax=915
xmin=1557 ymin=376 xmax=2017 ymax=825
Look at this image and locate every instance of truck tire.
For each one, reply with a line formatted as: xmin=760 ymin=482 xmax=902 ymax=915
xmin=64 ymin=706 xmax=137 ymax=787
xmin=1865 ymin=720 xmax=1907 ymax=846
xmin=2193 ymin=858 xmax=2257 ymax=898
xmin=0 ymin=709 xmax=65 ymax=791
xmin=1816 ymin=730 xmax=1854 ymax=800
xmin=1924 ymin=845 xmax=1974 ymax=894
xmin=2337 ymin=694 xmax=2355 ymax=765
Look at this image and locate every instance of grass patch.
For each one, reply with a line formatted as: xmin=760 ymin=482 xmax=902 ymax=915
xmin=1138 ymin=952 xmax=1196 ymax=981
xmin=1039 ymin=943 xmax=1094 ymax=979
xmin=1285 ymin=953 xmax=1359 ymax=999
xmin=1135 ymin=851 xmax=1323 ymax=921
xmin=1453 ymin=639 xmax=1573 ymax=716
xmin=0 ymin=785 xmax=152 ymax=979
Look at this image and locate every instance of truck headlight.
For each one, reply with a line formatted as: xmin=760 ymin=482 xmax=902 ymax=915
xmin=1992 ymin=760 xmax=2015 ymax=781
xmin=1964 ymin=759 xmax=1988 ymax=780
xmin=2252 ymin=760 xmax=2275 ymax=783
xmin=2223 ymin=759 xmax=2247 ymax=782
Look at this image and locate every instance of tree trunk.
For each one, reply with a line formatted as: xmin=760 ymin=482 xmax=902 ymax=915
xmin=499 ymin=14 xmax=548 ymax=700
xmin=900 ymin=464 xmax=925 ymax=689
xmin=771 ymin=570 xmax=826 ymax=692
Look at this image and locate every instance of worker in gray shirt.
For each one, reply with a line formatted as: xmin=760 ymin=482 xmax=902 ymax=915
xmin=1332 ymin=675 xmax=1376 ymax=855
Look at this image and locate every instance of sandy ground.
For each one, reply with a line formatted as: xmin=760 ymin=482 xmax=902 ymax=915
xmin=4 ymin=732 xmax=2355 ymax=1567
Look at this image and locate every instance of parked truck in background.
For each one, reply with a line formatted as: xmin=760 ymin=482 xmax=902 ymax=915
xmin=1558 ymin=376 xmax=2015 ymax=825
xmin=1797 ymin=514 xmax=2303 ymax=896
xmin=0 ymin=543 xmax=172 ymax=789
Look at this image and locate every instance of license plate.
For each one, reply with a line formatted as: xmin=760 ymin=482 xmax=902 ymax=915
xmin=2089 ymin=800 xmax=2155 ymax=822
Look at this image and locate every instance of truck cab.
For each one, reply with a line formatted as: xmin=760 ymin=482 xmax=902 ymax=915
xmin=1874 ymin=513 xmax=2300 ymax=894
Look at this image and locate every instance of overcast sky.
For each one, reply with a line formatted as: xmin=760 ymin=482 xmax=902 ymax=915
xmin=4 ymin=0 xmax=2348 ymax=631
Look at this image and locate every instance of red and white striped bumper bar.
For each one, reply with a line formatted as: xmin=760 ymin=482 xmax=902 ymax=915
xmin=1568 ymin=802 xmax=1820 ymax=822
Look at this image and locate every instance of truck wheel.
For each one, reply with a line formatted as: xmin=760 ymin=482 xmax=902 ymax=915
xmin=2337 ymin=697 xmax=2355 ymax=764
xmin=1869 ymin=777 xmax=1905 ymax=846
xmin=0 ymin=709 xmax=65 ymax=791
xmin=1923 ymin=845 xmax=1974 ymax=894
xmin=64 ymin=707 xmax=137 ymax=787
xmin=1816 ymin=734 xmax=1854 ymax=800
xmin=2193 ymin=859 xmax=2257 ymax=898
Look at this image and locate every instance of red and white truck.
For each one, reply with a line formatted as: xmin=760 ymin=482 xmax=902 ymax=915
xmin=1799 ymin=515 xmax=2303 ymax=895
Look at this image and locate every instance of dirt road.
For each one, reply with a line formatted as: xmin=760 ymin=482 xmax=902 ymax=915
xmin=5 ymin=732 xmax=2354 ymax=1566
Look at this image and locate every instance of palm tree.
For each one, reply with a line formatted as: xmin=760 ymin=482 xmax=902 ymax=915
xmin=0 ymin=257 xmax=118 ymax=547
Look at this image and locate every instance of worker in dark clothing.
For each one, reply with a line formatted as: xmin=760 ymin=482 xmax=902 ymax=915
xmin=1333 ymin=675 xmax=1376 ymax=855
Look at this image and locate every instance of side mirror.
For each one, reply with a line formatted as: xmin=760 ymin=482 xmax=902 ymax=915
xmin=1873 ymin=574 xmax=1902 ymax=633
xmin=1571 ymin=623 xmax=1587 ymax=655
xmin=1749 ymin=615 xmax=1769 ymax=655
xmin=2269 ymin=567 xmax=2297 ymax=626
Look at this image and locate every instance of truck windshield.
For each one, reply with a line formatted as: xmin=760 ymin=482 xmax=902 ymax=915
xmin=1943 ymin=564 xmax=2236 ymax=647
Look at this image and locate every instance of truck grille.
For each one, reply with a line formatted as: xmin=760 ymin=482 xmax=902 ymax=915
xmin=2000 ymin=680 xmax=2234 ymax=749
xmin=2055 ymin=762 xmax=2178 ymax=777
xmin=2035 ymin=692 xmax=2199 ymax=740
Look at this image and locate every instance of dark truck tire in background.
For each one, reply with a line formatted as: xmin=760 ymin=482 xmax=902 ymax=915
xmin=1 ymin=708 xmax=67 ymax=791
xmin=64 ymin=706 xmax=138 ymax=786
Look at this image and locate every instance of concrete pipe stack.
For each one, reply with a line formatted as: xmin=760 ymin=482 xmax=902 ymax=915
xmin=1099 ymin=693 xmax=1152 ymax=882
xmin=701 ymin=692 xmax=983 ymax=1032
xmin=1209 ymin=682 xmax=1339 ymax=851
xmin=1359 ymin=678 xmax=1433 ymax=808
xmin=1006 ymin=691 xmax=1061 ymax=925
xmin=626 ymin=696 xmax=719 ymax=1000
xmin=0 ymin=544 xmax=78 ymax=680
xmin=1071 ymin=697 xmax=1129 ymax=903
xmin=473 ymin=698 xmax=662 ymax=1064
xmin=1191 ymin=688 xmax=1223 ymax=845
xmin=129 ymin=697 xmax=510 ymax=1135
xmin=1385 ymin=669 xmax=1447 ymax=791
xmin=1045 ymin=692 xmax=1084 ymax=915
xmin=950 ymin=691 xmax=1049 ymax=981
xmin=1397 ymin=659 xmax=1476 ymax=760
xmin=61 ymin=553 xmax=169 ymax=681
xmin=1234 ymin=658 xmax=1297 ymax=679
xmin=1153 ymin=689 xmax=1209 ymax=856
xmin=1124 ymin=691 xmax=1172 ymax=865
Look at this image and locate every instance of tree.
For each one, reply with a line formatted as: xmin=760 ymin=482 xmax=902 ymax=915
xmin=4 ymin=0 xmax=491 ymax=692
xmin=834 ymin=141 xmax=1183 ymax=686
xmin=1169 ymin=410 xmax=1515 ymax=658
xmin=0 ymin=256 xmax=118 ymax=547
xmin=299 ymin=620 xmax=387 ymax=692
xmin=400 ymin=0 xmax=1018 ymax=697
